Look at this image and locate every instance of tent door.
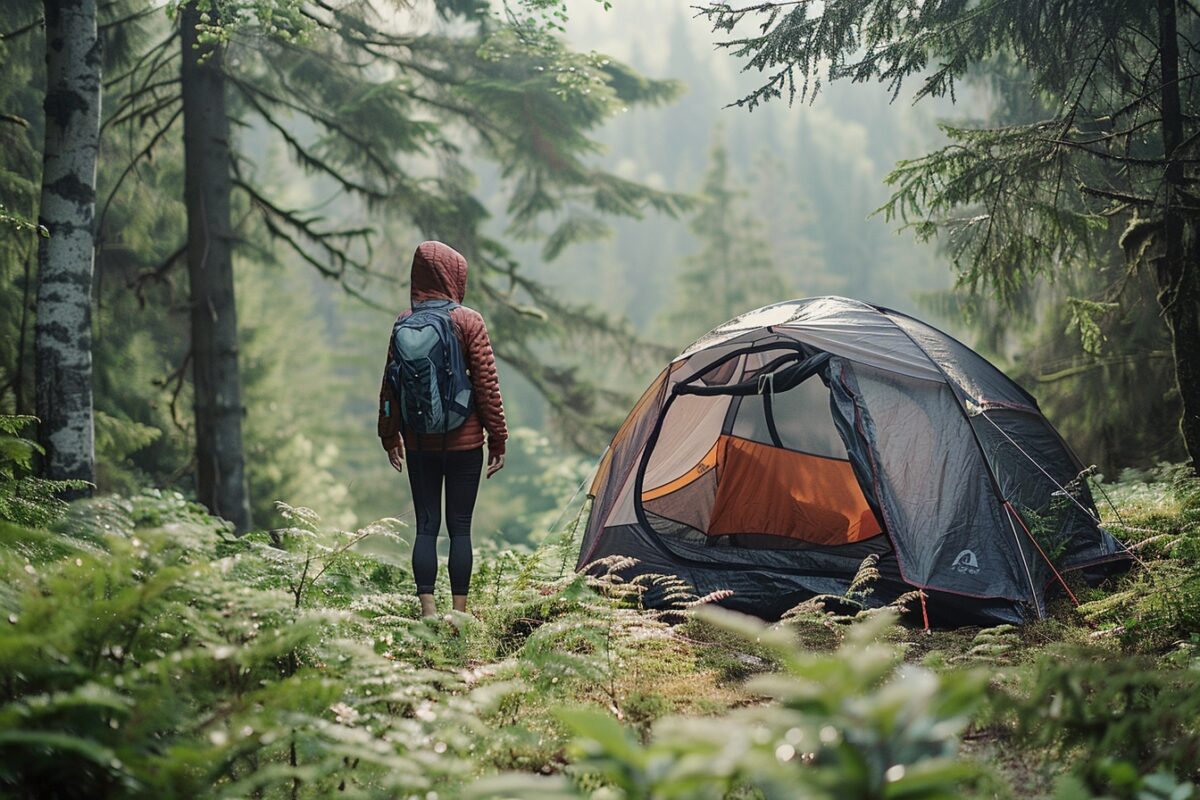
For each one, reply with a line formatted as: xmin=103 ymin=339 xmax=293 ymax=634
xmin=636 ymin=349 xmax=886 ymax=551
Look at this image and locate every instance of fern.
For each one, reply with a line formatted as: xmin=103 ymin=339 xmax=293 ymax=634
xmin=0 ymin=414 xmax=91 ymax=527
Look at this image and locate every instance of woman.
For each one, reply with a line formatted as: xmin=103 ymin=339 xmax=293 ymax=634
xmin=378 ymin=241 xmax=507 ymax=618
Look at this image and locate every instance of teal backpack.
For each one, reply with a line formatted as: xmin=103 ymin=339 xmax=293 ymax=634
xmin=385 ymin=300 xmax=473 ymax=436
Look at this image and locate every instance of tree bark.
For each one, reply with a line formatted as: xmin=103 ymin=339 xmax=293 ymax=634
xmin=180 ymin=2 xmax=253 ymax=532
xmin=1156 ymin=0 xmax=1200 ymax=472
xmin=35 ymin=0 xmax=101 ymax=491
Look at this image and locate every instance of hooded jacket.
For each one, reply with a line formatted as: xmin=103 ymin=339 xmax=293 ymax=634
xmin=378 ymin=241 xmax=507 ymax=456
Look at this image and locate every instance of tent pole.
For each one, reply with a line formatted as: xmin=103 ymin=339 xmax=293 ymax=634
xmin=1005 ymin=500 xmax=1080 ymax=608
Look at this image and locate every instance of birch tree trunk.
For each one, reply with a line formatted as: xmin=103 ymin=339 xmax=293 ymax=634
xmin=181 ymin=2 xmax=253 ymax=532
xmin=35 ymin=0 xmax=101 ymax=490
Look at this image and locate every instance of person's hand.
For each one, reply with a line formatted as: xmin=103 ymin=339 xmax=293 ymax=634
xmin=388 ymin=444 xmax=405 ymax=473
xmin=486 ymin=452 xmax=505 ymax=479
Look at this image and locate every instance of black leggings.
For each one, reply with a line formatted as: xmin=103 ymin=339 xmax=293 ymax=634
xmin=407 ymin=447 xmax=483 ymax=595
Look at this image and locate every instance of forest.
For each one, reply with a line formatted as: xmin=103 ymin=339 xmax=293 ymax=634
xmin=1 ymin=0 xmax=1199 ymax=797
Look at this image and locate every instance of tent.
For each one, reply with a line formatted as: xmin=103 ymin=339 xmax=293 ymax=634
xmin=577 ymin=297 xmax=1130 ymax=626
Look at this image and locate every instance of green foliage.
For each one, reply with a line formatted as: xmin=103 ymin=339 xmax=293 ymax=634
xmin=0 ymin=492 xmax=471 ymax=797
xmin=0 ymin=415 xmax=90 ymax=527
xmin=1078 ymin=467 xmax=1200 ymax=650
xmin=94 ymin=410 xmax=163 ymax=495
xmin=496 ymin=0 xmax=612 ymax=39
xmin=0 ymin=1 xmax=42 ymax=418
xmin=659 ymin=129 xmax=790 ymax=344
xmin=0 ymin=203 xmax=45 ymax=237
xmin=478 ymin=610 xmax=986 ymax=799
xmin=0 ymin=488 xmax=761 ymax=797
xmin=0 ymin=470 xmax=1199 ymax=797
xmin=1065 ymin=299 xmax=1121 ymax=358
xmin=1000 ymin=647 xmax=1200 ymax=797
xmin=694 ymin=1 xmax=1193 ymax=293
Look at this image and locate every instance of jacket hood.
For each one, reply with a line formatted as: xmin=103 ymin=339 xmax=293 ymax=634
xmin=410 ymin=241 xmax=467 ymax=305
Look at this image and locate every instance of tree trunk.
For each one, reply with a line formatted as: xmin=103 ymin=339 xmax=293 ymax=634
xmin=181 ymin=2 xmax=253 ymax=532
xmin=35 ymin=0 xmax=101 ymax=491
xmin=1156 ymin=0 xmax=1200 ymax=472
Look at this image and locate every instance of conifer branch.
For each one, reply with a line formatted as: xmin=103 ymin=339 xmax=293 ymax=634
xmin=100 ymin=93 xmax=181 ymax=135
xmin=98 ymin=4 xmax=158 ymax=31
xmin=228 ymin=79 xmax=390 ymax=201
xmin=232 ymin=176 xmax=381 ymax=288
xmin=95 ymin=105 xmax=184 ymax=237
xmin=0 ymin=15 xmax=43 ymax=40
xmin=130 ymin=243 xmax=187 ymax=307
xmin=227 ymin=74 xmax=395 ymax=176
xmin=1079 ymin=185 xmax=1155 ymax=208
xmin=103 ymin=31 xmax=179 ymax=90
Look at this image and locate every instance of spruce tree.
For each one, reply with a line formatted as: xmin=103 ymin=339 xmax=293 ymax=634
xmin=98 ymin=0 xmax=686 ymax=525
xmin=916 ymin=57 xmax=1185 ymax=472
xmin=0 ymin=1 xmax=47 ymax=417
xmin=660 ymin=130 xmax=788 ymax=343
xmin=698 ymin=0 xmax=1200 ymax=470
xmin=179 ymin=0 xmax=251 ymax=530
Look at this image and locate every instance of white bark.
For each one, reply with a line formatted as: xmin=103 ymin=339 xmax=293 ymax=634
xmin=35 ymin=0 xmax=101 ymax=488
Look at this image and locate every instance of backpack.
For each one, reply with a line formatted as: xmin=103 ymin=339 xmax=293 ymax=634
xmin=386 ymin=300 xmax=474 ymax=437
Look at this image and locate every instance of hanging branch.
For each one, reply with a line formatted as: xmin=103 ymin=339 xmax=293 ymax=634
xmin=227 ymin=79 xmax=390 ymax=201
xmin=226 ymin=73 xmax=395 ymax=176
xmin=100 ymin=92 xmax=180 ymax=134
xmin=152 ymin=350 xmax=193 ymax=432
xmin=232 ymin=176 xmax=377 ymax=281
xmin=98 ymin=4 xmax=158 ymax=31
xmin=103 ymin=30 xmax=178 ymax=90
xmin=129 ymin=243 xmax=187 ymax=307
xmin=0 ymin=15 xmax=43 ymax=40
xmin=95 ymin=105 xmax=183 ymax=237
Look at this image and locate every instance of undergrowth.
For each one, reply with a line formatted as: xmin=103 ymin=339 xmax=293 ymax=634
xmin=0 ymin=415 xmax=1198 ymax=798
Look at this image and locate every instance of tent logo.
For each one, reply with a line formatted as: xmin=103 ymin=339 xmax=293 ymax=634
xmin=951 ymin=549 xmax=980 ymax=575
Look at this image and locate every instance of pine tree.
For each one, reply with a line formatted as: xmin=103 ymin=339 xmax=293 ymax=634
xmin=89 ymin=0 xmax=687 ymax=525
xmin=660 ymin=130 xmax=788 ymax=344
xmin=0 ymin=2 xmax=47 ymax=418
xmin=698 ymin=0 xmax=1200 ymax=471
xmin=749 ymin=149 xmax=827 ymax=295
xmin=179 ymin=0 xmax=252 ymax=531
xmin=916 ymin=57 xmax=1184 ymax=473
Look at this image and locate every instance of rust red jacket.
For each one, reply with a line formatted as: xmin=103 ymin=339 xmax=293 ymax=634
xmin=378 ymin=241 xmax=508 ymax=456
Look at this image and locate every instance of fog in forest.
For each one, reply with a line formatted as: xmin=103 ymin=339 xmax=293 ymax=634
xmin=5 ymin=1 xmax=1200 ymax=794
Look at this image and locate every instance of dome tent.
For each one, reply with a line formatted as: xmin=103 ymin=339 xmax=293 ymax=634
xmin=577 ymin=297 xmax=1130 ymax=627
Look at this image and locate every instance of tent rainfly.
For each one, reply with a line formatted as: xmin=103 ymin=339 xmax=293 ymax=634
xmin=577 ymin=297 xmax=1130 ymax=627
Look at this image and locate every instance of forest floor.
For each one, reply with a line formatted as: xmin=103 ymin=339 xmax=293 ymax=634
xmin=0 ymin=468 xmax=1197 ymax=798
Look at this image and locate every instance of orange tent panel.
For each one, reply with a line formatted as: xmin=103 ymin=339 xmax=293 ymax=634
xmin=709 ymin=435 xmax=881 ymax=545
xmin=642 ymin=434 xmax=882 ymax=546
